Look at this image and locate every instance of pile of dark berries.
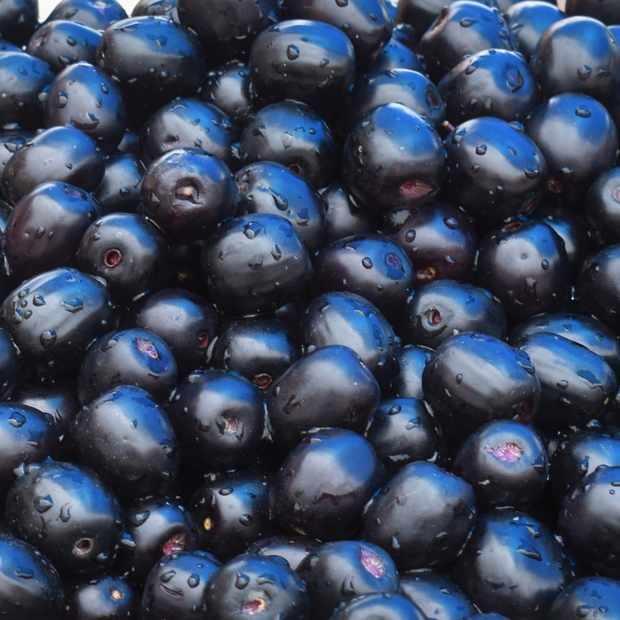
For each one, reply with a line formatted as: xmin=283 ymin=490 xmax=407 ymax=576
xmin=1 ymin=0 xmax=620 ymax=617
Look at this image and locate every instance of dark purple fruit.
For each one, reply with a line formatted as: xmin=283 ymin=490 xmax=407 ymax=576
xmin=548 ymin=575 xmax=620 ymax=620
xmin=71 ymin=385 xmax=180 ymax=500
xmin=296 ymin=539 xmax=400 ymax=620
xmin=5 ymin=460 xmax=124 ymax=575
xmin=451 ymin=508 xmax=571 ymax=620
xmin=270 ymin=428 xmax=386 ymax=541
xmin=363 ymin=460 xmax=477 ymax=571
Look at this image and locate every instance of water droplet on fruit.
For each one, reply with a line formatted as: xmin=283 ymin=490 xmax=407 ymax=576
xmin=517 ymin=543 xmax=542 ymax=561
xmin=187 ymin=573 xmax=200 ymax=588
xmin=32 ymin=294 xmax=45 ymax=306
xmin=577 ymin=65 xmax=592 ymax=81
xmin=361 ymin=256 xmax=373 ymax=269
xmin=575 ymin=105 xmax=591 ymax=118
xmin=281 ymin=132 xmax=293 ymax=149
xmin=8 ymin=412 xmax=26 ymax=427
xmin=460 ymin=17 xmax=477 ymax=27
xmin=471 ymin=164 xmax=480 ymax=173
xmin=465 ymin=63 xmax=477 ymax=75
xmin=40 ymin=330 xmax=57 ymax=349
xmin=404 ymin=229 xmax=416 ymax=243
xmin=476 ymin=144 xmax=487 ymax=155
xmin=126 ymin=510 xmax=150 ymax=530
xmin=60 ymin=503 xmax=72 ymax=522
xmin=235 ymin=572 xmax=250 ymax=589
xmin=239 ymin=514 xmax=253 ymax=526
xmin=219 ymin=487 xmax=233 ymax=496
xmin=286 ymin=45 xmax=300 ymax=60
xmin=505 ymin=64 xmax=524 ymax=91
xmin=62 ymin=299 xmax=84 ymax=313
xmin=160 ymin=570 xmax=176 ymax=583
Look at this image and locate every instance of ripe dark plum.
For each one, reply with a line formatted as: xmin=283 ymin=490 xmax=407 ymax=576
xmin=71 ymin=385 xmax=180 ymax=500
xmin=166 ymin=368 xmax=265 ymax=475
xmin=11 ymin=378 xmax=81 ymax=444
xmin=63 ymin=570 xmax=141 ymax=619
xmin=0 ymin=403 xmax=60 ymax=502
xmin=504 ymin=1 xmax=565 ymax=61
xmin=236 ymin=100 xmax=338 ymax=190
xmin=398 ymin=570 xmax=478 ymax=620
xmin=139 ymin=550 xmax=221 ymax=620
xmin=387 ymin=344 xmax=432 ymax=399
xmin=130 ymin=287 xmax=218 ymax=377
xmin=77 ymin=327 xmax=178 ymax=405
xmin=339 ymin=69 xmax=446 ymax=140
xmin=5 ymin=460 xmax=124 ymax=575
xmin=422 ymin=332 xmax=541 ymax=442
xmin=443 ymin=117 xmax=548 ymax=228
xmin=199 ymin=213 xmax=313 ymax=316
xmin=509 ymin=311 xmax=620 ymax=379
xmin=2 ymin=125 xmax=105 ymax=205
xmin=399 ymin=279 xmax=507 ymax=348
xmin=330 ymin=592 xmax=427 ymax=620
xmin=176 ymin=0 xmax=280 ymax=63
xmin=210 ymin=316 xmax=298 ymax=390
xmin=366 ymin=34 xmax=427 ymax=74
xmin=188 ymin=470 xmax=278 ymax=562
xmin=0 ymin=128 xmax=33 ymax=197
xmin=46 ymin=0 xmax=128 ymax=30
xmin=311 ymin=233 xmax=415 ymax=322
xmin=418 ymin=1 xmax=517 ymax=82
xmin=94 ymin=151 xmax=144 ymax=215
xmin=114 ymin=495 xmax=201 ymax=587
xmin=549 ymin=426 xmax=620 ymax=502
xmin=204 ymin=553 xmax=310 ymax=620
xmin=530 ymin=202 xmax=592 ymax=278
xmin=234 ymin=160 xmax=326 ymax=254
xmin=475 ymin=219 xmax=571 ymax=324
xmin=451 ymin=508 xmax=571 ymax=620
xmin=44 ymin=61 xmax=128 ymax=155
xmin=138 ymin=98 xmax=238 ymax=170
xmin=0 ymin=533 xmax=64 ymax=620
xmin=530 ymin=16 xmax=620 ymax=105
xmin=296 ymin=539 xmax=399 ymax=620
xmin=249 ymin=19 xmax=355 ymax=117
xmin=270 ymin=428 xmax=386 ymax=541
xmin=0 ymin=0 xmax=39 ymax=47
xmin=392 ymin=199 xmax=478 ymax=287
xmin=0 ymin=51 xmax=54 ymax=129
xmin=548 ymin=575 xmax=620 ymax=620
xmin=0 ymin=267 xmax=114 ymax=376
xmin=558 ymin=465 xmax=620 ymax=579
xmin=95 ymin=15 xmax=204 ymax=117
xmin=583 ymin=166 xmax=620 ymax=247
xmin=452 ymin=419 xmax=548 ymax=510
xmin=437 ymin=49 xmax=540 ymax=125
xmin=247 ymin=534 xmax=320 ymax=572
xmin=199 ymin=60 xmax=255 ymax=127
xmin=300 ymin=291 xmax=399 ymax=389
xmin=266 ymin=344 xmax=380 ymax=452
xmin=342 ymin=103 xmax=446 ymax=218
xmin=283 ymin=0 xmax=394 ymax=68
xmin=364 ymin=397 xmax=446 ymax=475
xmin=76 ymin=212 xmax=171 ymax=300
xmin=514 ymin=332 xmax=617 ymax=431
xmin=524 ymin=93 xmax=618 ymax=207
xmin=141 ymin=147 xmax=237 ymax=241
xmin=26 ymin=20 xmax=102 ymax=73
xmin=3 ymin=181 xmax=102 ymax=285
xmin=320 ymin=179 xmax=382 ymax=243
xmin=363 ymin=460 xmax=477 ymax=571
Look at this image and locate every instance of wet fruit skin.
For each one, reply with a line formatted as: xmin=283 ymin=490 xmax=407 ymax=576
xmin=0 ymin=532 xmax=64 ymax=620
xmin=203 ymin=552 xmax=310 ymax=620
xmin=296 ymin=539 xmax=400 ymax=620
xmin=452 ymin=508 xmax=571 ymax=620
xmin=5 ymin=460 xmax=125 ymax=576
xmin=270 ymin=428 xmax=387 ymax=542
xmin=266 ymin=344 xmax=381 ymax=452
xmin=362 ymin=460 xmax=477 ymax=571
xmin=422 ymin=332 xmax=541 ymax=443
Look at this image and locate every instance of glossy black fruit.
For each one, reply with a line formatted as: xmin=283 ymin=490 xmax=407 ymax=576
xmin=270 ymin=428 xmax=386 ymax=541
xmin=5 ymin=460 xmax=124 ymax=575
xmin=363 ymin=460 xmax=477 ymax=571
